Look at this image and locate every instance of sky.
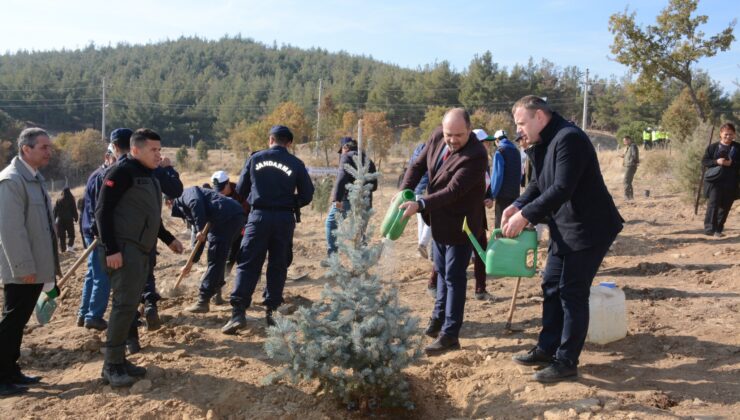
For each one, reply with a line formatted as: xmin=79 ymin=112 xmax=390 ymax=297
xmin=1 ymin=0 xmax=738 ymax=92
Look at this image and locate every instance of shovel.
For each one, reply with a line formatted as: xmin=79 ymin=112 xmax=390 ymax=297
xmin=504 ymin=277 xmax=524 ymax=333
xmin=167 ymin=223 xmax=210 ymax=296
xmin=35 ymin=238 xmax=99 ymax=325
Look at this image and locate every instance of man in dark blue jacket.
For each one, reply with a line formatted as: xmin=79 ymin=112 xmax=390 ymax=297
xmin=168 ymin=186 xmax=246 ymax=313
xmin=77 ymin=143 xmax=116 ymax=331
xmin=489 ymin=129 xmax=522 ymax=228
xmin=502 ymin=96 xmax=623 ymax=383
xmin=323 ymin=136 xmax=378 ymax=262
xmin=223 ymin=125 xmax=314 ymax=334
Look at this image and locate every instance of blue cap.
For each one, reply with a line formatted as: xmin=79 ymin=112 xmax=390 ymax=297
xmin=269 ymin=125 xmax=293 ymax=141
xmin=110 ymin=128 xmax=133 ymax=149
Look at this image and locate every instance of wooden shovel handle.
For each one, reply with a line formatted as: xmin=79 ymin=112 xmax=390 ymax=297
xmin=504 ymin=277 xmax=522 ymax=330
xmin=58 ymin=238 xmax=99 ymax=289
xmin=172 ymin=223 xmax=210 ymax=289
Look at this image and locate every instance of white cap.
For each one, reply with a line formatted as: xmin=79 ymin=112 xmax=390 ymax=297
xmin=493 ymin=129 xmax=508 ymax=140
xmin=473 ymin=129 xmax=494 ymax=142
xmin=211 ymin=170 xmax=229 ymax=185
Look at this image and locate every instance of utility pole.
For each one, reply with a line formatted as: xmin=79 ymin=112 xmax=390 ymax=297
xmin=101 ymin=77 xmax=106 ymax=140
xmin=582 ymin=68 xmax=589 ymax=130
xmin=315 ymin=78 xmax=322 ymax=156
xmin=357 ymin=119 xmax=363 ymax=164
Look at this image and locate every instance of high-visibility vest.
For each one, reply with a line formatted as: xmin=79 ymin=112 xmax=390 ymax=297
xmin=651 ymin=131 xmax=658 ymax=142
xmin=643 ymin=131 xmax=651 ymax=141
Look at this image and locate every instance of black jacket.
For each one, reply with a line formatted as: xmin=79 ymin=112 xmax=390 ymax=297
xmin=514 ymin=113 xmax=623 ymax=255
xmin=331 ymin=150 xmax=378 ymax=204
xmin=702 ymin=141 xmax=740 ymax=189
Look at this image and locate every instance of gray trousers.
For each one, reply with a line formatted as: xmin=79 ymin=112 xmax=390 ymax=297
xmin=623 ymin=166 xmax=637 ymax=199
xmin=105 ymin=241 xmax=150 ymax=364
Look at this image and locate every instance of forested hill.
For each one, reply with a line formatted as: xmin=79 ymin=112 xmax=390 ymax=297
xmin=0 ymin=36 xmax=736 ymax=145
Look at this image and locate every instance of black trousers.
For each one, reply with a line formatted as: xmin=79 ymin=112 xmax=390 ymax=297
xmin=704 ymin=183 xmax=735 ymax=234
xmin=0 ymin=283 xmax=43 ymax=383
xmin=57 ymin=220 xmax=75 ymax=249
xmin=537 ymin=240 xmax=613 ymax=367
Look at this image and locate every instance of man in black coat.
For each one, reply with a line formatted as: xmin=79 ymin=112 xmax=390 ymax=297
xmin=323 ymin=137 xmax=378 ymax=262
xmin=502 ymin=96 xmax=623 ymax=383
xmin=702 ymin=123 xmax=739 ymax=237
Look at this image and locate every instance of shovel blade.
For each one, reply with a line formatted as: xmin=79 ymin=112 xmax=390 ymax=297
xmin=34 ymin=295 xmax=57 ymax=325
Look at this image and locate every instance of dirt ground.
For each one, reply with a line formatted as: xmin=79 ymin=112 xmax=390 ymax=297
xmin=1 ymin=147 xmax=738 ymax=420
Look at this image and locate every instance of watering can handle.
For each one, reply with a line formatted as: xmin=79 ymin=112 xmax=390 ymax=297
xmin=492 ymin=228 xmax=504 ymax=240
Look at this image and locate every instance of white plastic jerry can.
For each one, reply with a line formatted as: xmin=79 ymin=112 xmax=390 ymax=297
xmin=586 ymin=281 xmax=628 ymax=345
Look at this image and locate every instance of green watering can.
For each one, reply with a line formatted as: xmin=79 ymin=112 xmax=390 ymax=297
xmin=380 ymin=189 xmax=416 ymax=240
xmin=462 ymin=217 xmax=538 ymax=278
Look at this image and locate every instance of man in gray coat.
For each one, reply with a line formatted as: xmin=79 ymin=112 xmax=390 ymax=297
xmin=0 ymin=128 xmax=60 ymax=397
xmin=622 ymin=136 xmax=639 ymax=200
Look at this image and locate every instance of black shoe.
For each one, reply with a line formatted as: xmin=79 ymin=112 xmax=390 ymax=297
xmin=186 ymin=297 xmax=210 ymax=313
xmin=101 ymin=363 xmax=136 ymax=387
xmin=512 ymin=347 xmax=554 ymax=366
xmin=424 ymin=334 xmax=460 ymax=356
xmin=222 ymin=312 xmax=247 ymax=335
xmin=11 ymin=372 xmax=41 ymax=386
xmin=424 ymin=317 xmax=443 ymax=338
xmin=123 ymin=359 xmax=147 ymax=378
xmin=77 ymin=316 xmax=85 ymax=327
xmin=0 ymin=382 xmax=27 ymax=397
xmin=533 ymin=361 xmax=578 ymax=383
xmin=265 ymin=308 xmax=276 ymax=327
xmin=144 ymin=302 xmax=161 ymax=331
xmin=84 ymin=317 xmax=108 ymax=331
xmin=212 ymin=289 xmax=225 ymax=305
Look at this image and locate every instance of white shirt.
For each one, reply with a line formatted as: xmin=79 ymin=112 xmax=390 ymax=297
xmin=19 ymin=155 xmax=38 ymax=178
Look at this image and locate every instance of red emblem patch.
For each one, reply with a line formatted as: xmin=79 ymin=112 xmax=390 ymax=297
xmin=105 ymin=180 xmax=115 ymax=187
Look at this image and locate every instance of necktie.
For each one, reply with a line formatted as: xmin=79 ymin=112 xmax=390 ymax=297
xmin=434 ymin=148 xmax=451 ymax=172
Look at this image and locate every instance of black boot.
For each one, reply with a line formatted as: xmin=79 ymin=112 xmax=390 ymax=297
xmin=186 ymin=295 xmax=210 ymax=313
xmin=126 ymin=320 xmax=141 ymax=355
xmin=101 ymin=362 xmax=136 ymax=387
xmin=222 ymin=306 xmax=247 ymax=335
xmin=144 ymin=301 xmax=161 ymax=331
xmin=123 ymin=359 xmax=147 ymax=378
xmin=424 ymin=317 xmax=443 ymax=338
xmin=265 ymin=307 xmax=276 ymax=327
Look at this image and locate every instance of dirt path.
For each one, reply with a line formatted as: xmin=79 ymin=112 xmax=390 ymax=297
xmin=1 ymin=150 xmax=738 ymax=419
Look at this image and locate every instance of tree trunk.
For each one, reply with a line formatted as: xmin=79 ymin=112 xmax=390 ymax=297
xmin=685 ymin=82 xmax=707 ymax=123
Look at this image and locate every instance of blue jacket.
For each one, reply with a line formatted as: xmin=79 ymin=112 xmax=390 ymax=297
xmin=80 ymin=164 xmax=108 ymax=238
xmin=237 ymin=145 xmax=314 ymax=210
xmin=490 ymin=138 xmax=522 ymax=200
xmin=171 ymin=186 xmax=246 ymax=233
xmin=514 ymin=113 xmax=623 ymax=255
xmin=409 ymin=143 xmax=429 ymax=195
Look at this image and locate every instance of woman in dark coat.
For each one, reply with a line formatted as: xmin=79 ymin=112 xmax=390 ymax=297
xmin=702 ymin=123 xmax=739 ymax=237
xmin=53 ymin=187 xmax=78 ymax=252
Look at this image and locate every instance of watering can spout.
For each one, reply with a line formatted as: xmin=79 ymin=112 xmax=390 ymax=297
xmin=462 ymin=217 xmax=486 ymax=260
